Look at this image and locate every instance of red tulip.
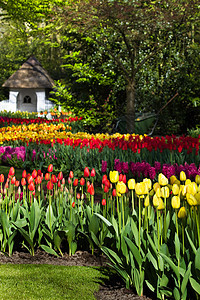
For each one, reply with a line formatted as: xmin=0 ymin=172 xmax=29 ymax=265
xmin=11 ymin=176 xmax=16 ymax=184
xmin=22 ymin=170 xmax=27 ymax=178
xmin=57 ymin=172 xmax=63 ymax=181
xmin=119 ymin=174 xmax=123 ymax=182
xmin=122 ymin=175 xmax=126 ymax=184
xmin=47 ymin=180 xmax=54 ymax=190
xmin=88 ymin=184 xmax=94 ymax=195
xmin=27 ymin=176 xmax=33 ymax=184
xmin=35 ymin=175 xmax=42 ymax=185
xmin=61 ymin=178 xmax=65 ymax=185
xmin=15 ymin=180 xmax=20 ymax=187
xmin=45 ymin=173 xmax=50 ymax=181
xmin=51 ymin=174 xmax=57 ymax=184
xmin=80 ymin=177 xmax=85 ymax=186
xmin=68 ymin=177 xmax=72 ymax=184
xmin=72 ymin=201 xmax=75 ymax=208
xmin=9 ymin=167 xmax=15 ymax=176
xmin=112 ymin=189 xmax=117 ymax=197
xmin=32 ymin=169 xmax=37 ymax=179
xmin=28 ymin=182 xmax=35 ymax=191
xmin=102 ymin=174 xmax=107 ymax=185
xmin=57 ymin=180 xmax=61 ymax=188
xmin=77 ymin=193 xmax=81 ymax=199
xmin=102 ymin=199 xmax=106 ymax=206
xmin=0 ymin=174 xmax=4 ymax=183
xmin=47 ymin=164 xmax=53 ymax=173
xmin=73 ymin=178 xmax=78 ymax=187
xmin=37 ymin=169 xmax=42 ymax=176
xmin=91 ymin=168 xmax=96 ymax=177
xmin=69 ymin=171 xmax=74 ymax=179
xmin=104 ymin=185 xmax=109 ymax=193
xmin=21 ymin=178 xmax=26 ymax=186
xmin=104 ymin=179 xmax=110 ymax=188
xmin=84 ymin=167 xmax=90 ymax=177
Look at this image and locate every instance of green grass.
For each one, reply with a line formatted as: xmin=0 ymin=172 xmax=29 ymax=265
xmin=0 ymin=264 xmax=108 ymax=300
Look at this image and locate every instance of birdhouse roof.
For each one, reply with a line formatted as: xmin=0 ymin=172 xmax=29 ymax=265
xmin=2 ymin=56 xmax=55 ymax=89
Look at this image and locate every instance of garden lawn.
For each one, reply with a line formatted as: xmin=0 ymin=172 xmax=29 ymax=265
xmin=0 ymin=264 xmax=107 ymax=300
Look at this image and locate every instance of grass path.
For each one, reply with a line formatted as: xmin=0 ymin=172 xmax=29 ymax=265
xmin=0 ymin=264 xmax=108 ymax=300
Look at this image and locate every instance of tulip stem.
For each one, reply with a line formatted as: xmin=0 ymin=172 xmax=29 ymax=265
xmin=131 ymin=190 xmax=134 ymax=213
xmin=182 ymin=220 xmax=185 ymax=255
xmin=122 ymin=196 xmax=125 ymax=230
xmin=138 ymin=196 xmax=141 ymax=252
xmin=157 ymin=208 xmax=160 ymax=252
xmin=195 ymin=207 xmax=200 ymax=248
xmin=175 ymin=210 xmax=179 ymax=237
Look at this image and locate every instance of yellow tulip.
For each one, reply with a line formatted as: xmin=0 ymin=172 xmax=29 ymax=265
xmin=172 ymin=184 xmax=180 ymax=195
xmin=180 ymin=185 xmax=187 ymax=197
xmin=156 ymin=187 xmax=161 ymax=198
xmin=194 ymin=192 xmax=200 ymax=205
xmin=153 ymin=182 xmax=160 ymax=192
xmin=186 ymin=182 xmax=197 ymax=195
xmin=170 ymin=175 xmax=177 ymax=185
xmin=161 ymin=186 xmax=170 ymax=198
xmin=195 ymin=175 xmax=200 ymax=184
xmin=135 ymin=182 xmax=148 ymax=195
xmin=116 ymin=181 xmax=126 ymax=194
xmin=153 ymin=194 xmax=160 ymax=207
xmin=185 ymin=179 xmax=191 ymax=185
xmin=109 ymin=171 xmax=119 ymax=183
xmin=180 ymin=171 xmax=186 ymax=182
xmin=144 ymin=195 xmax=150 ymax=207
xmin=171 ymin=196 xmax=180 ymax=209
xmin=178 ymin=206 xmax=187 ymax=218
xmin=157 ymin=198 xmax=165 ymax=210
xmin=128 ymin=179 xmax=135 ymax=190
xmin=186 ymin=193 xmax=198 ymax=206
xmin=143 ymin=178 xmax=152 ymax=190
xmin=158 ymin=173 xmax=168 ymax=186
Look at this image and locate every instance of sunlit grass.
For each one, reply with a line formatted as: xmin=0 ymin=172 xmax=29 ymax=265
xmin=0 ymin=264 xmax=108 ymax=300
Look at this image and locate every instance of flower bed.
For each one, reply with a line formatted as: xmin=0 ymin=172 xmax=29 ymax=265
xmin=0 ymin=165 xmax=199 ymax=299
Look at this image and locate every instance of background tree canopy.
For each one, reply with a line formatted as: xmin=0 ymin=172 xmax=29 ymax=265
xmin=0 ymin=0 xmax=199 ymax=134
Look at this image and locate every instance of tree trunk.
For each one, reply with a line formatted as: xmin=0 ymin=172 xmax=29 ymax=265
xmin=126 ymin=82 xmax=135 ymax=133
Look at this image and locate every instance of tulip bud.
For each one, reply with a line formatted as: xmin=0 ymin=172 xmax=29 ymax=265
xmin=158 ymin=173 xmax=168 ymax=186
xmin=144 ymin=195 xmax=150 ymax=207
xmin=47 ymin=180 xmax=54 ymax=190
xmin=171 ymin=196 xmax=180 ymax=209
xmin=195 ymin=175 xmax=200 ymax=184
xmin=172 ymin=184 xmax=180 ymax=195
xmin=22 ymin=170 xmax=27 ymax=178
xmin=69 ymin=171 xmax=74 ymax=179
xmin=109 ymin=171 xmax=119 ymax=183
xmin=153 ymin=182 xmax=160 ymax=192
xmin=178 ymin=206 xmax=187 ymax=218
xmin=112 ymin=189 xmax=117 ymax=197
xmin=84 ymin=167 xmax=90 ymax=177
xmin=72 ymin=202 xmax=75 ymax=208
xmin=51 ymin=174 xmax=57 ymax=184
xmin=8 ymin=167 xmax=15 ymax=176
xmin=102 ymin=199 xmax=106 ymax=206
xmin=91 ymin=168 xmax=96 ymax=177
xmin=57 ymin=172 xmax=63 ymax=181
xmin=11 ymin=176 xmax=16 ymax=184
xmin=80 ymin=177 xmax=85 ymax=186
xmin=143 ymin=178 xmax=152 ymax=190
xmin=135 ymin=182 xmax=148 ymax=195
xmin=45 ymin=173 xmax=50 ymax=181
xmin=180 ymin=171 xmax=186 ymax=182
xmin=116 ymin=181 xmax=126 ymax=194
xmin=161 ymin=186 xmax=169 ymax=198
xmin=128 ymin=179 xmax=135 ymax=190
xmin=21 ymin=178 xmax=26 ymax=186
xmin=73 ymin=178 xmax=78 ymax=187
xmin=0 ymin=174 xmax=4 ymax=183
xmin=47 ymin=164 xmax=53 ymax=173
xmin=104 ymin=185 xmax=109 ymax=193
xmin=32 ymin=169 xmax=37 ymax=179
xmin=102 ymin=174 xmax=107 ymax=184
xmin=186 ymin=193 xmax=198 ymax=206
xmin=170 ymin=175 xmax=177 ymax=185
xmin=186 ymin=182 xmax=197 ymax=195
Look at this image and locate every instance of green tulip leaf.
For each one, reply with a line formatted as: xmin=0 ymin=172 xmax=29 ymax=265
xmin=195 ymin=247 xmax=200 ymax=271
xmin=159 ymin=252 xmax=180 ymax=281
xmin=94 ymin=213 xmax=115 ymax=235
xmin=175 ymin=232 xmax=180 ymax=261
xmin=185 ymin=228 xmax=197 ymax=255
xmin=40 ymin=244 xmax=59 ymax=257
xmin=124 ymin=236 xmax=142 ymax=266
xmin=181 ymin=261 xmax=191 ymax=298
xmin=189 ymin=277 xmax=200 ymax=295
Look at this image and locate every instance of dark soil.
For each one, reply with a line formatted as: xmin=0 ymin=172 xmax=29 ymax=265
xmin=0 ymin=249 xmax=154 ymax=300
